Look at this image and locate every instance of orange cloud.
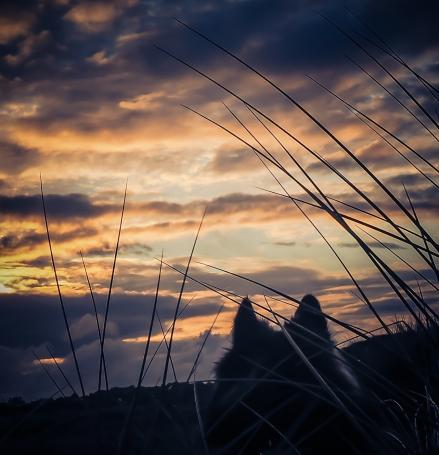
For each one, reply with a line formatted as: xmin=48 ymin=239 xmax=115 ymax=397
xmin=0 ymin=12 xmax=35 ymax=45
xmin=64 ymin=0 xmax=137 ymax=32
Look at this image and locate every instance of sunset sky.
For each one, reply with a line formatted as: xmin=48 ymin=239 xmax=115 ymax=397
xmin=1 ymin=0 xmax=438 ymax=401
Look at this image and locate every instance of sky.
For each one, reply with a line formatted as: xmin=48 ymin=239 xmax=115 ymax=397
xmin=0 ymin=0 xmax=438 ymax=401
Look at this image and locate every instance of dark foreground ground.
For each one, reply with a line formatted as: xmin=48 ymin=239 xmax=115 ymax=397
xmin=0 ymin=382 xmax=214 ymax=455
xmin=1 ymin=325 xmax=438 ymax=454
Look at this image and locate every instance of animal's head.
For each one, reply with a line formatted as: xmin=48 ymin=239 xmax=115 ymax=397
xmin=216 ymin=294 xmax=334 ymax=383
xmin=205 ymin=295 xmax=361 ymax=453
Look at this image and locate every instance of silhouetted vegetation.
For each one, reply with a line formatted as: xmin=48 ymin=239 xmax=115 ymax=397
xmin=1 ymin=11 xmax=438 ymax=455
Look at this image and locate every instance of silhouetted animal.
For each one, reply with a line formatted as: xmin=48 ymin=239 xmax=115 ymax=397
xmin=205 ymin=295 xmax=371 ymax=454
xmin=205 ymin=295 xmax=439 ymax=454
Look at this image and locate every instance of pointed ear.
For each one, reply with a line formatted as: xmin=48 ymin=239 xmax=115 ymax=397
xmin=232 ymin=297 xmax=261 ymax=349
xmin=292 ymin=294 xmax=331 ymax=341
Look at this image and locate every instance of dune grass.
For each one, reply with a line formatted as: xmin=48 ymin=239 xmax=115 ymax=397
xmin=3 ymin=12 xmax=438 ymax=455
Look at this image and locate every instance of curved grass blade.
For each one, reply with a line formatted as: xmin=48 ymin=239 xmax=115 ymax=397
xmin=80 ymin=251 xmax=108 ymax=391
xmin=32 ymin=350 xmax=66 ymax=398
xmin=40 ymin=176 xmax=85 ymax=398
xmin=46 ymin=345 xmax=77 ymax=397
xmin=162 ymin=207 xmax=207 ymax=387
xmin=98 ymin=180 xmax=127 ymax=391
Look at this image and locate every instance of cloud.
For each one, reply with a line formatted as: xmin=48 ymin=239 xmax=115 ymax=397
xmin=64 ymin=0 xmax=137 ymax=32
xmin=0 ymin=140 xmax=41 ymax=174
xmin=338 ymin=241 xmax=405 ymax=250
xmin=119 ymin=91 xmax=167 ymax=111
xmin=0 ymin=101 xmax=39 ymax=118
xmin=5 ymin=30 xmax=51 ymax=66
xmin=86 ymin=49 xmax=111 ymax=65
xmin=204 ymin=145 xmax=261 ymax=175
xmin=272 ymin=241 xmax=296 ymax=247
xmin=0 ymin=330 xmax=227 ymax=401
xmin=0 ymin=227 xmax=98 ymax=253
xmin=81 ymin=241 xmax=153 ymax=257
xmin=0 ymin=291 xmax=225 ymax=351
xmin=0 ymin=0 xmax=437 ymax=401
xmin=0 ymin=190 xmax=310 ymax=223
xmin=384 ymin=172 xmax=436 ymax=189
xmin=0 ymin=193 xmax=116 ymax=220
xmin=0 ymin=7 xmax=35 ymax=45
xmin=0 ymin=258 xmax=434 ymax=400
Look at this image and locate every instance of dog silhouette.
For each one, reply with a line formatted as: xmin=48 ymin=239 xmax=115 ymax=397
xmin=205 ymin=295 xmax=371 ymax=454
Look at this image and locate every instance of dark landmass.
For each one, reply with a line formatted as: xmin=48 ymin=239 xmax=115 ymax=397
xmin=0 ymin=382 xmax=214 ymax=455
xmin=1 ymin=323 xmax=438 ymax=454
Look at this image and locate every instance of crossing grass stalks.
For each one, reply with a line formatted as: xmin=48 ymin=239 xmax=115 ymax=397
xmin=1 ymin=13 xmax=438 ymax=455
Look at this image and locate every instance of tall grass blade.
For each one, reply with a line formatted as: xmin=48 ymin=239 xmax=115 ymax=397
xmin=165 ymin=22 xmax=439 ymax=252
xmin=346 ymin=55 xmax=439 ymax=142
xmin=186 ymin=302 xmax=224 ymax=382
xmin=344 ymin=5 xmax=439 ymax=102
xmin=321 ymin=14 xmax=439 ymax=131
xmin=307 ymin=74 xmax=439 ymax=176
xmin=98 ymin=180 xmax=128 ymax=391
xmin=45 ymin=345 xmax=77 ymax=396
xmin=40 ymin=175 xmax=85 ymax=398
xmin=117 ymin=251 xmax=163 ymax=455
xmin=240 ymin=400 xmax=301 ymax=454
xmin=162 ymin=207 xmax=207 ymax=387
xmin=32 ymin=350 xmax=66 ymax=398
xmin=403 ymin=184 xmax=439 ymax=281
xmin=356 ymin=225 xmax=439 ymax=293
xmin=193 ymin=381 xmax=209 ymax=455
xmin=258 ymin=187 xmax=435 ymax=254
xmin=183 ymin=103 xmax=433 ymax=323
xmin=80 ymin=251 xmax=109 ymax=391
xmin=156 ymin=312 xmax=178 ymax=382
xmin=141 ymin=296 xmax=195 ymax=383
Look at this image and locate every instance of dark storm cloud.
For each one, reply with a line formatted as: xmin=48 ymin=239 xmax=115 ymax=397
xmin=0 ymin=2 xmax=37 ymax=45
xmin=168 ymin=0 xmax=439 ymax=77
xmin=1 ymin=258 xmax=398 ymax=355
xmin=0 ymin=227 xmax=98 ymax=253
xmin=0 ymin=294 xmax=69 ymax=351
xmin=1 ymin=263 xmax=434 ymax=400
xmin=18 ymin=256 xmax=51 ymax=268
xmin=0 ymin=345 xmax=31 ymax=401
xmin=0 ymin=291 xmax=224 ymax=353
xmin=0 ymin=189 xmax=313 ymax=239
xmin=0 ymin=289 xmax=227 ymax=400
xmin=0 ymin=185 xmax=434 ymax=244
xmin=0 ymin=330 xmax=228 ymax=402
xmin=0 ymin=231 xmax=46 ymax=251
xmin=0 ymin=140 xmax=41 ymax=174
xmin=0 ymin=193 xmax=116 ymax=220
xmin=0 ymin=0 xmax=437 ymax=131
